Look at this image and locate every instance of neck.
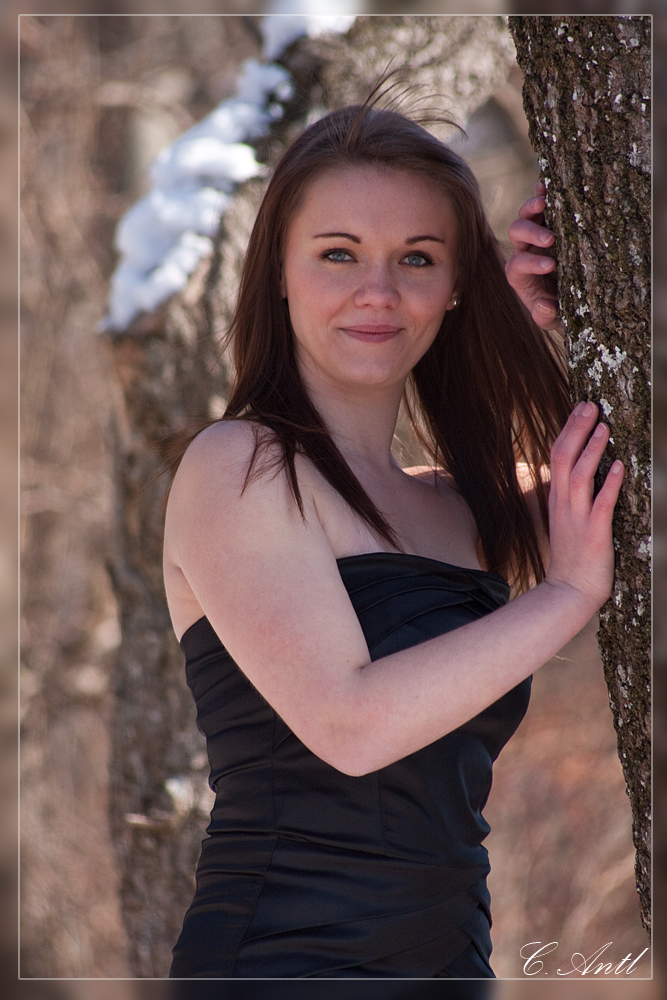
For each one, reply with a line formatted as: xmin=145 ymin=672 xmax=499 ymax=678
xmin=299 ymin=364 xmax=405 ymax=476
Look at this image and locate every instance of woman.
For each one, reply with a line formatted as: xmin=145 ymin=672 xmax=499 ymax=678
xmin=164 ymin=104 xmax=623 ymax=978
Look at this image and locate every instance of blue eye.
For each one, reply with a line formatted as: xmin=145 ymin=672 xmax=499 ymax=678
xmin=403 ymin=252 xmax=433 ymax=267
xmin=323 ymin=249 xmax=354 ymax=262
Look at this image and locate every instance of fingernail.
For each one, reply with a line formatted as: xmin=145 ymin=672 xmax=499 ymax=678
xmin=593 ymin=423 xmax=605 ymax=437
xmin=539 ymin=257 xmax=553 ymax=268
xmin=574 ymin=401 xmax=586 ymax=414
xmin=611 ymin=460 xmax=623 ymax=474
xmin=583 ymin=401 xmax=596 ymax=416
xmin=539 ymin=231 xmax=553 ymax=244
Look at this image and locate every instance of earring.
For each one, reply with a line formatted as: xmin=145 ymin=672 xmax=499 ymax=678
xmin=451 ymin=296 xmax=458 ymax=307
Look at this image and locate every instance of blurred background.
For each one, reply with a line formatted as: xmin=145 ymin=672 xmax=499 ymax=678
xmin=3 ymin=2 xmax=663 ymax=997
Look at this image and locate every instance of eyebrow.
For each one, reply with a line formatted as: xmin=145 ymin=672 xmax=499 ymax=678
xmin=313 ymin=232 xmax=360 ymax=243
xmin=312 ymin=232 xmax=445 ymax=245
xmin=406 ymin=235 xmax=445 ymax=245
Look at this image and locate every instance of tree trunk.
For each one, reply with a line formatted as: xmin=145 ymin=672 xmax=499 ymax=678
xmin=104 ymin=15 xmax=518 ymax=975
xmin=509 ymin=14 xmax=651 ymax=933
xmin=19 ymin=14 xmax=261 ymax=978
xmin=19 ymin=17 xmax=132 ymax=977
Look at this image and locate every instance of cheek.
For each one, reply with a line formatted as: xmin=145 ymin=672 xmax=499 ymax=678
xmin=284 ymin=277 xmax=331 ymax=355
xmin=406 ymin=289 xmax=450 ymax=358
xmin=414 ymin=287 xmax=450 ymax=332
xmin=285 ymin=281 xmax=319 ymax=335
xmin=414 ymin=321 xmax=442 ymax=362
xmin=286 ymin=266 xmax=349 ymax=324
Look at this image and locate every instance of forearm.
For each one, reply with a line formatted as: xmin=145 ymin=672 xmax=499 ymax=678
xmin=332 ymin=580 xmax=595 ymax=775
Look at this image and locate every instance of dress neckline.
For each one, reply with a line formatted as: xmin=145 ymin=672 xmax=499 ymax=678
xmin=180 ymin=551 xmax=508 ymax=646
xmin=335 ymin=549 xmax=508 ymax=586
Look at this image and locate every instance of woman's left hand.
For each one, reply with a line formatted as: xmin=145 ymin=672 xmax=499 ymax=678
xmin=506 ymin=181 xmax=562 ymax=332
xmin=545 ymin=401 xmax=624 ymax=611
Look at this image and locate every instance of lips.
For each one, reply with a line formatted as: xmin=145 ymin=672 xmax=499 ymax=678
xmin=341 ymin=324 xmax=402 ymax=343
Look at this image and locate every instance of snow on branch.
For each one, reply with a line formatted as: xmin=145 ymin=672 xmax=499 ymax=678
xmin=103 ymin=11 xmax=357 ymax=332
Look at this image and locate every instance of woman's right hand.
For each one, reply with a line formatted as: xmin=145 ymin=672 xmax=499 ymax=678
xmin=506 ymin=181 xmax=562 ymax=332
xmin=545 ymin=401 xmax=624 ymax=612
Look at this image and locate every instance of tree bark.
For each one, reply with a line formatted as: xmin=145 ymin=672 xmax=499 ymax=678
xmin=104 ymin=16 xmax=518 ymax=975
xmin=509 ymin=14 xmax=651 ymax=933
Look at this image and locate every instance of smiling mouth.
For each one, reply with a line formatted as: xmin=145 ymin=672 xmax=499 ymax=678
xmin=341 ymin=325 xmax=402 ymax=342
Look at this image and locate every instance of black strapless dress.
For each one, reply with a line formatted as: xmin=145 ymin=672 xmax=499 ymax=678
xmin=170 ymin=552 xmax=531 ymax=979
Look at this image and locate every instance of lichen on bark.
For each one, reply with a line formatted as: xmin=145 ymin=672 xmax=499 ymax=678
xmin=509 ymin=14 xmax=651 ymax=933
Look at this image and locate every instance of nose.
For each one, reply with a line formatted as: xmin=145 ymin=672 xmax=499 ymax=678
xmin=352 ymin=263 xmax=400 ymax=310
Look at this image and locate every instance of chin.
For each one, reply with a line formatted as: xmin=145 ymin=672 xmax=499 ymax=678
xmin=336 ymin=365 xmax=407 ymax=390
xmin=299 ymin=346 xmax=409 ymax=394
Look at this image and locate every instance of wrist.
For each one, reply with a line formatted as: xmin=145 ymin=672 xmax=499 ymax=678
xmin=540 ymin=576 xmax=603 ymax=627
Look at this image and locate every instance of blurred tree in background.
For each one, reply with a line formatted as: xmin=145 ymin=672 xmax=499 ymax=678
xmin=20 ymin=15 xmax=259 ymax=977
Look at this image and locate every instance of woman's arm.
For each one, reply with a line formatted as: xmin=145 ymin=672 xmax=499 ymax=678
xmin=165 ymin=406 xmax=622 ymax=777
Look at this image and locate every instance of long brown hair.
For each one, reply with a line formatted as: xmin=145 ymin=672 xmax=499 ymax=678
xmin=175 ymin=104 xmax=570 ymax=591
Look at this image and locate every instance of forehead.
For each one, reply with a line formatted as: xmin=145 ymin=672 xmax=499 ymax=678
xmin=288 ymin=165 xmax=457 ymax=236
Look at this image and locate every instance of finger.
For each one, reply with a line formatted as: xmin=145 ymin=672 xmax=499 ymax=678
xmin=534 ymin=298 xmax=559 ymax=318
xmin=506 ymin=249 xmax=556 ymax=279
xmin=549 ymin=403 xmax=582 ymax=505
xmin=508 ymin=217 xmax=555 ymax=252
xmin=509 ymin=217 xmax=554 ymax=247
xmin=532 ymin=300 xmax=562 ymax=332
xmin=505 ymin=254 xmax=557 ymax=301
xmin=566 ymin=401 xmax=599 ymax=436
xmin=569 ymin=422 xmax=611 ymax=509
xmin=551 ymin=402 xmax=599 ymax=479
xmin=590 ymin=460 xmax=624 ymax=524
xmin=535 ymin=181 xmax=546 ymax=197
xmin=517 ymin=195 xmax=547 ymax=223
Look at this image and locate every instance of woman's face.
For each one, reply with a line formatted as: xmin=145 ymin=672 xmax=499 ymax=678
xmin=281 ymin=166 xmax=459 ymax=396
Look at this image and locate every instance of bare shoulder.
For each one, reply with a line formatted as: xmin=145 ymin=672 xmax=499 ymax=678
xmin=171 ymin=418 xmax=270 ymax=493
xmin=164 ymin=415 xmax=346 ymax=631
xmin=167 ymin=420 xmax=289 ymax=525
xmin=165 ymin=415 xmax=358 ymax=576
xmin=166 ymin=420 xmax=300 ymax=587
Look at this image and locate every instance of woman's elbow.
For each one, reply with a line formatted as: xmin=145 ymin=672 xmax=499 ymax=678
xmin=297 ymin=715 xmax=381 ymax=777
xmin=283 ymin=681 xmax=391 ymax=776
xmin=317 ymin=744 xmax=378 ymax=778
